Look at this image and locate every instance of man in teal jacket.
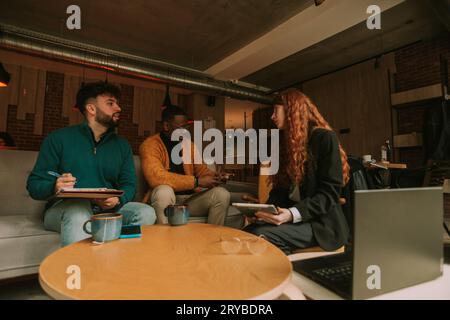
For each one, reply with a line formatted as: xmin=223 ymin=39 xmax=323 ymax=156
xmin=27 ymin=82 xmax=156 ymax=246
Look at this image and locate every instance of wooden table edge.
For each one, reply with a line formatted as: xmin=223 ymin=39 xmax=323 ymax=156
xmin=39 ymin=272 xmax=295 ymax=300
xmin=39 ymin=266 xmax=296 ymax=300
xmin=39 ymin=270 xmax=72 ymax=300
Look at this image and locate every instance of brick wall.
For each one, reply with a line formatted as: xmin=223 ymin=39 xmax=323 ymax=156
xmin=7 ymin=105 xmax=42 ymax=151
xmin=395 ymin=35 xmax=450 ymax=92
xmin=43 ymin=72 xmax=67 ymax=137
xmin=395 ymin=35 xmax=450 ymax=168
xmin=6 ymin=72 xmax=153 ymax=154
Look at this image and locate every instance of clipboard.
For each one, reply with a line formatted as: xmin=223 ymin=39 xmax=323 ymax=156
xmin=55 ymin=188 xmax=124 ymax=199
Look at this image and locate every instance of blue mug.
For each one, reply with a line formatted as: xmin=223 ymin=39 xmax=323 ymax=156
xmin=82 ymin=213 xmax=123 ymax=242
xmin=164 ymin=205 xmax=189 ymax=226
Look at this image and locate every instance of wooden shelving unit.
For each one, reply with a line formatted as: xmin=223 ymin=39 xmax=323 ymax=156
xmin=389 ymin=82 xmax=443 ymax=163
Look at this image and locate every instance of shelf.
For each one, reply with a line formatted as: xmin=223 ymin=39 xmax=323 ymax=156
xmin=444 ymin=179 xmax=450 ymax=195
xmin=393 ymin=132 xmax=422 ymax=148
xmin=364 ymin=162 xmax=407 ymax=170
xmin=391 ymin=84 xmax=442 ymax=107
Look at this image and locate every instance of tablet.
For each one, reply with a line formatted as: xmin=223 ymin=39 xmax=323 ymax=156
xmin=232 ymin=203 xmax=279 ymax=216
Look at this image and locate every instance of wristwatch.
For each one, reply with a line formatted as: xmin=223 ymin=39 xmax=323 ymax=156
xmin=194 ymin=177 xmax=199 ymax=188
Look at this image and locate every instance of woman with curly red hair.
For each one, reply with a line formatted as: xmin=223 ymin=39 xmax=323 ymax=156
xmin=244 ymin=88 xmax=350 ymax=254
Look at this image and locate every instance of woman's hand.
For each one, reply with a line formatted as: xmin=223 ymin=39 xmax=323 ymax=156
xmin=241 ymin=194 xmax=260 ymax=227
xmin=255 ymin=207 xmax=293 ymax=225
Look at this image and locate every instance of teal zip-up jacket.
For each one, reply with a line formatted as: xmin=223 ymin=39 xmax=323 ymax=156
xmin=27 ymin=122 xmax=136 ymax=207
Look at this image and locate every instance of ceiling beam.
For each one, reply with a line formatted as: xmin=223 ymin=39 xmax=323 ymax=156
xmin=205 ymin=0 xmax=405 ymax=81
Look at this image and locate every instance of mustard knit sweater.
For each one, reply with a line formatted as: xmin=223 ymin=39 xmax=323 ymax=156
xmin=139 ymin=133 xmax=214 ymax=202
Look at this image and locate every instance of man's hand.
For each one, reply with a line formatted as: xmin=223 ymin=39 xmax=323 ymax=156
xmin=198 ymin=175 xmax=220 ymax=188
xmin=93 ymin=197 xmax=120 ymax=210
xmin=241 ymin=194 xmax=259 ymax=203
xmin=255 ymin=207 xmax=293 ymax=226
xmin=216 ymin=172 xmax=233 ymax=183
xmin=54 ymin=173 xmax=76 ymax=194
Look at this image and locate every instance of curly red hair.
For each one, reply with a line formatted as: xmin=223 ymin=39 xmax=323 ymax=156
xmin=271 ymin=89 xmax=350 ymax=188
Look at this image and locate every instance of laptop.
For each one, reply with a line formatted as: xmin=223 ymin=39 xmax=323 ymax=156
xmin=292 ymin=187 xmax=444 ymax=299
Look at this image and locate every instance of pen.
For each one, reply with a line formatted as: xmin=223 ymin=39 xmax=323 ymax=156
xmin=47 ymin=171 xmax=61 ymax=178
xmin=47 ymin=171 xmax=77 ymax=182
xmin=47 ymin=171 xmax=77 ymax=189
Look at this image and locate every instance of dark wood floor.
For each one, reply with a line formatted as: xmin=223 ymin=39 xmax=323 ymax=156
xmin=0 ymin=274 xmax=50 ymax=300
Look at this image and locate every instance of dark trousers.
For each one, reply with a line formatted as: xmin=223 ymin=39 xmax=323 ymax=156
xmin=243 ymin=187 xmax=317 ymax=255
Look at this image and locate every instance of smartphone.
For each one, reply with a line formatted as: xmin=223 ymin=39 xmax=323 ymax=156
xmin=120 ymin=225 xmax=142 ymax=239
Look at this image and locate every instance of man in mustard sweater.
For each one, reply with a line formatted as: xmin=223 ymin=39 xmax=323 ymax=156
xmin=139 ymin=105 xmax=230 ymax=225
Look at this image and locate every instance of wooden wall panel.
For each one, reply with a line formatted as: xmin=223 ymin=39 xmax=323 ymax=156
xmin=1 ymin=50 xmax=228 ymax=141
xmin=33 ymin=70 xmax=47 ymax=135
xmin=137 ymin=88 xmax=145 ymax=136
xmin=134 ymin=87 xmax=182 ymax=136
xmin=303 ymin=57 xmax=393 ymax=159
xmin=188 ymin=93 xmax=225 ymax=133
xmin=0 ymin=86 xmax=8 ymax=132
xmin=0 ymin=65 xmax=47 ymax=133
xmin=132 ymin=87 xmax=142 ymax=124
xmin=17 ymin=67 xmax=39 ymax=120
xmin=6 ymin=64 xmax=20 ymax=106
xmin=143 ymin=89 xmax=154 ymax=134
xmin=154 ymin=90 xmax=165 ymax=131
xmin=62 ymin=76 xmax=80 ymax=119
xmin=1 ymin=53 xmax=227 ymax=141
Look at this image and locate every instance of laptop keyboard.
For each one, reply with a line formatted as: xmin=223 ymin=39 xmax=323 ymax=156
xmin=312 ymin=262 xmax=353 ymax=283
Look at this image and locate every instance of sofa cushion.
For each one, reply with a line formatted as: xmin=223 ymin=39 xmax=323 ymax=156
xmin=0 ymin=215 xmax=60 ymax=279
xmin=0 ymin=150 xmax=46 ymax=218
xmin=0 ymin=233 xmax=60 ymax=280
xmin=0 ymin=215 xmax=58 ymax=239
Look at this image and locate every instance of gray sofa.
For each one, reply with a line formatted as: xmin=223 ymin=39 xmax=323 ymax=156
xmin=0 ymin=149 xmax=257 ymax=280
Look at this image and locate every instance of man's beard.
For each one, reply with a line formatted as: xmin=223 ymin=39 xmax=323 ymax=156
xmin=95 ymin=108 xmax=120 ymax=129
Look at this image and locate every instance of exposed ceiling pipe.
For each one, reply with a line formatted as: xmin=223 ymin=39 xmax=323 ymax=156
xmin=0 ymin=24 xmax=273 ymax=104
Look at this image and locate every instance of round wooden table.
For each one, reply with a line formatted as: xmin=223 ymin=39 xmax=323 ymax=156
xmin=39 ymin=223 xmax=297 ymax=300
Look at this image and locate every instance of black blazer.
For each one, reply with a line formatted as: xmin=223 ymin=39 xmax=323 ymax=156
xmin=267 ymin=128 xmax=350 ymax=251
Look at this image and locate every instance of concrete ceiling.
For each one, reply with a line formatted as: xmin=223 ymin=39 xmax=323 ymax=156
xmin=0 ymin=0 xmax=448 ymax=92
xmin=242 ymin=0 xmax=449 ymax=90
xmin=206 ymin=0 xmax=405 ymax=81
xmin=0 ymin=0 xmax=313 ymax=70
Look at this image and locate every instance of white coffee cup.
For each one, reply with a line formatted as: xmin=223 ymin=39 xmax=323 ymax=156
xmin=362 ymin=155 xmax=372 ymax=162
